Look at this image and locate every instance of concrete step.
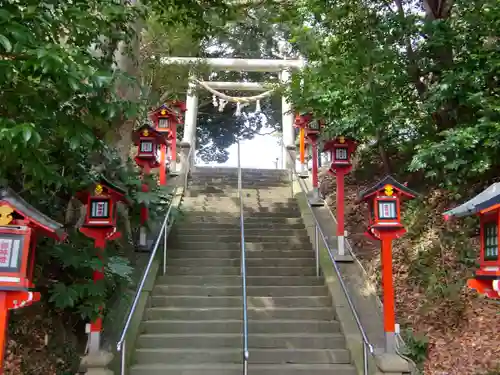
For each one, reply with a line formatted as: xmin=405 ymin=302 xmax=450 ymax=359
xmin=150 ymin=296 xmax=332 ymax=308
xmin=182 ymin=217 xmax=303 ymax=225
xmin=182 ymin=211 xmax=300 ymax=218
xmin=183 ymin=197 xmax=297 ymax=204
xmin=191 ymin=176 xmax=288 ymax=183
xmin=188 ymin=184 xmax=290 ymax=191
xmin=185 ymin=191 xmax=293 ymax=198
xmin=170 ymin=243 xmax=311 ymax=251
xmin=182 ymin=197 xmax=299 ymax=204
xmin=192 ymin=167 xmax=287 ymax=175
xmin=130 ymin=363 xmax=356 ymax=375
xmin=134 ymin=348 xmax=351 ymax=365
xmin=166 ymin=258 xmax=315 ymax=268
xmin=165 ymin=266 xmax=317 ymax=276
xmin=156 ymin=275 xmax=325 ymax=287
xmin=182 ymin=202 xmax=300 ymax=209
xmin=174 ymin=222 xmax=305 ymax=230
xmin=171 ymin=234 xmax=310 ymax=243
xmin=152 ymin=285 xmax=328 ymax=297
xmin=174 ymin=228 xmax=302 ymax=236
xmin=167 ymin=250 xmax=314 ymax=259
xmin=136 ymin=332 xmax=346 ymax=349
xmin=140 ymin=320 xmax=340 ymax=335
xmin=144 ymin=307 xmax=334 ymax=320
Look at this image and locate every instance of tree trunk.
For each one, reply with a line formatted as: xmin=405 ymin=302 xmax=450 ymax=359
xmin=376 ymin=129 xmax=391 ymax=174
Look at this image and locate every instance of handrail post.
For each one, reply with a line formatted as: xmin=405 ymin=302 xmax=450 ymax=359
xmin=120 ymin=339 xmax=126 ymax=375
xmin=163 ymin=218 xmax=167 ymax=275
xmin=314 ymin=224 xmax=320 ymax=278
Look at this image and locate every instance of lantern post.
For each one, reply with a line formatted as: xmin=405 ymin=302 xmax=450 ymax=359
xmin=0 ymin=188 xmax=66 ymax=373
xmin=324 ymin=137 xmax=358 ymax=258
xmin=357 ymin=176 xmax=417 ymax=353
xmin=294 ymin=114 xmax=308 ymax=178
xmin=444 ymin=183 xmax=500 ymax=298
xmin=150 ymin=104 xmax=183 ymax=186
xmin=76 ymin=178 xmax=129 ymax=354
xmin=133 ymin=124 xmax=167 ymax=247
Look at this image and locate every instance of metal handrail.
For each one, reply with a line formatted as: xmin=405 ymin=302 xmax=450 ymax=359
xmin=116 ymin=145 xmax=194 ymax=375
xmin=288 ymin=151 xmax=374 ymax=375
xmin=237 ymin=140 xmax=249 ymax=375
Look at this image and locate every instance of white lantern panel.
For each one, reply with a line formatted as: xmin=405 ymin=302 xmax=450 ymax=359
xmin=484 ymin=222 xmax=498 ymax=261
xmin=335 ymin=148 xmax=348 ymax=160
xmin=0 ymin=235 xmax=22 ymax=271
xmin=140 ymin=141 xmax=153 ymax=153
xmin=158 ymin=118 xmax=170 ymax=129
xmin=309 ymin=121 xmax=319 ymax=130
xmin=90 ymin=200 xmax=110 ymax=219
xmin=378 ymin=201 xmax=397 ymax=220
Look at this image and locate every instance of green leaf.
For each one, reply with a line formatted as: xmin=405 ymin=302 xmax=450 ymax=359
xmin=23 ymin=128 xmax=32 ymax=143
xmin=49 ymin=282 xmax=80 ymax=309
xmin=0 ymin=34 xmax=12 ymax=52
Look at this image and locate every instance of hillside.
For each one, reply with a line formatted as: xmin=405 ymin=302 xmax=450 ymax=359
xmin=320 ymin=169 xmax=500 ymax=375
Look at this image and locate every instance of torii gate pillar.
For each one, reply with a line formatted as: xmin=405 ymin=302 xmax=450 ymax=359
xmin=281 ymin=68 xmax=296 ymax=171
xmin=180 ymin=77 xmax=198 ymax=174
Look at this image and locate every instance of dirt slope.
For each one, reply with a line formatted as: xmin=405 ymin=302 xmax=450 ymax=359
xmin=320 ymin=171 xmax=500 ymax=375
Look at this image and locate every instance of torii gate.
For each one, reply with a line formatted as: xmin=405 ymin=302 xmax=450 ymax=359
xmin=160 ymin=57 xmax=306 ymax=172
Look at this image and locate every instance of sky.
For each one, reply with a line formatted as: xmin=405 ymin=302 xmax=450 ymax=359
xmin=198 ymin=130 xmax=285 ymax=169
xmin=195 ymin=129 xmax=331 ymax=170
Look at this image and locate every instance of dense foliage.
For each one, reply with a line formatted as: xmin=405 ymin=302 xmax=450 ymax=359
xmin=285 ymin=0 xmax=500 ymax=190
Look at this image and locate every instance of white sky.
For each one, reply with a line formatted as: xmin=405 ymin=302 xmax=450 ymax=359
xmin=198 ymin=131 xmax=285 ymax=169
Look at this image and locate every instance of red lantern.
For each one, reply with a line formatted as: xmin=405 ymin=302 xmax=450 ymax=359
xmin=76 ymin=178 xmax=128 ymax=245
xmin=324 ymin=136 xmax=358 ymax=173
xmin=323 ymin=137 xmax=358 ymax=257
xmin=294 ymin=113 xmax=323 ymax=140
xmin=358 ymin=176 xmax=416 ymax=240
xmin=150 ymin=104 xmax=182 ymax=134
xmin=75 ymin=178 xmax=129 ymax=354
xmin=444 ymin=183 xmax=500 ymax=298
xmin=133 ymin=124 xmax=168 ymax=171
xmin=357 ymin=176 xmax=417 ymax=352
xmin=0 ymin=189 xmax=65 ymax=290
xmin=0 ymin=188 xmax=66 ymax=372
xmin=294 ymin=112 xmax=325 ymax=205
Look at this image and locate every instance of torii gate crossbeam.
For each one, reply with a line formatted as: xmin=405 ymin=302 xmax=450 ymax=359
xmin=162 ymin=57 xmax=302 ymax=171
xmin=161 ymin=57 xmax=305 ymax=72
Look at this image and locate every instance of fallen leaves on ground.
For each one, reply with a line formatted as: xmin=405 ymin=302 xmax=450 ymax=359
xmin=320 ymin=171 xmax=500 ymax=375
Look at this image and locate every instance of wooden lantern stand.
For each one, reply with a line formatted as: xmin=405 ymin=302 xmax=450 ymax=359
xmin=357 ymin=176 xmax=417 ymax=353
xmin=324 ymin=137 xmax=358 ymax=259
xmin=0 ymin=188 xmax=66 ymax=373
xmin=76 ymin=179 xmax=128 ymax=354
xmin=444 ymin=183 xmax=500 ymax=298
xmin=133 ymin=124 xmax=168 ymax=248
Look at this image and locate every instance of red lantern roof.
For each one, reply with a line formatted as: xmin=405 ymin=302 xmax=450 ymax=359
xmin=0 ymin=188 xmax=66 ymax=240
xmin=132 ymin=124 xmax=168 ymax=146
xmin=357 ymin=175 xmax=418 ymax=203
xmin=323 ymin=137 xmax=358 ymax=153
xmin=75 ymin=177 xmax=130 ymax=206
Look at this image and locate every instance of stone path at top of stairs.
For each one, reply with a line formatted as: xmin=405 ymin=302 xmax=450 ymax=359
xmin=129 ymin=168 xmax=356 ymax=375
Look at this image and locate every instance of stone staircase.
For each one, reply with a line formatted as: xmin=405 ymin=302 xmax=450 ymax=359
xmin=129 ymin=167 xmax=357 ymax=375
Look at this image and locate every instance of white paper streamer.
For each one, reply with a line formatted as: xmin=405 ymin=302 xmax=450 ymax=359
xmin=255 ymin=99 xmax=261 ymax=113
